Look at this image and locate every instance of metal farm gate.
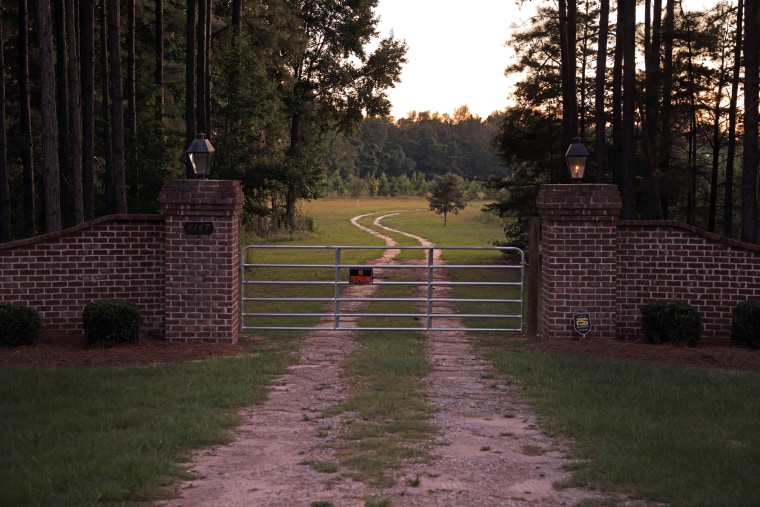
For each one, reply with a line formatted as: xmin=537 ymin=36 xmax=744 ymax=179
xmin=241 ymin=245 xmax=524 ymax=332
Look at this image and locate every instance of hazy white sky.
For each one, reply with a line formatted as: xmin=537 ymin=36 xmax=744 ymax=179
xmin=376 ymin=0 xmax=718 ymax=120
xmin=376 ymin=0 xmax=537 ymax=120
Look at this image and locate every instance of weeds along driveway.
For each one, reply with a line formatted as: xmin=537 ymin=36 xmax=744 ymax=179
xmin=156 ymin=213 xmax=605 ymax=506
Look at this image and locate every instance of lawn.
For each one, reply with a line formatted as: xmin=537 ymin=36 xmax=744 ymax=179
xmin=480 ymin=336 xmax=760 ymax=506
xmin=0 ymin=339 xmax=296 ymax=506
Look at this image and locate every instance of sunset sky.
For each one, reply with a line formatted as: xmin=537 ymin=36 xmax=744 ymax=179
xmin=376 ymin=0 xmax=537 ymax=120
xmin=375 ymin=0 xmax=718 ymax=121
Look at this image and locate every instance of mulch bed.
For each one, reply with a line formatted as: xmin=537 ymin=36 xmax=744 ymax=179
xmin=527 ymin=336 xmax=760 ymax=373
xmin=2 ymin=331 xmax=759 ymax=373
xmin=0 ymin=332 xmax=248 ymax=368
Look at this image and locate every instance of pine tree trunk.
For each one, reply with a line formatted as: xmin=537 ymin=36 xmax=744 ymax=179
xmin=127 ymin=0 xmax=138 ymax=207
xmin=594 ymin=0 xmax=609 ymax=182
xmin=684 ymin=15 xmax=698 ymax=226
xmin=724 ymin=0 xmax=743 ymax=237
xmin=642 ymin=0 xmax=663 ymax=219
xmin=66 ymin=0 xmax=84 ymax=224
xmin=0 ymin=17 xmax=11 ymax=242
xmin=620 ymin=0 xmax=636 ymax=219
xmin=741 ymin=0 xmax=759 ymax=243
xmin=108 ymin=0 xmax=127 ymax=213
xmin=81 ymin=0 xmax=95 ymax=221
xmin=196 ymin=0 xmax=207 ymax=135
xmin=708 ymin=19 xmax=730 ymax=233
xmin=558 ymin=0 xmax=578 ymax=175
xmin=99 ymin=0 xmax=114 ymax=214
xmin=611 ymin=0 xmax=623 ymax=187
xmin=155 ymin=0 xmax=164 ymax=124
xmin=54 ymin=2 xmax=71 ymax=226
xmin=186 ymin=0 xmax=197 ymax=178
xmin=37 ymin=0 xmax=62 ymax=232
xmin=18 ymin=0 xmax=37 ymax=236
xmin=205 ymin=0 xmax=212 ymax=138
xmin=659 ymin=0 xmax=675 ymax=219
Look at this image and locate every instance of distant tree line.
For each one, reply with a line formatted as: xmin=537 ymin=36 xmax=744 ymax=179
xmin=321 ymin=105 xmax=507 ymax=198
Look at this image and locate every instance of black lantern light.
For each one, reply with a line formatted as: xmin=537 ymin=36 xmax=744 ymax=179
xmin=564 ymin=136 xmax=589 ymax=182
xmin=186 ymin=133 xmax=215 ymax=178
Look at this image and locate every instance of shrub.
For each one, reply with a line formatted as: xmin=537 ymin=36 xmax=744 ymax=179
xmin=731 ymin=300 xmax=760 ymax=349
xmin=82 ymin=299 xmax=142 ymax=347
xmin=641 ymin=299 xmax=702 ymax=347
xmin=0 ymin=304 xmax=42 ymax=347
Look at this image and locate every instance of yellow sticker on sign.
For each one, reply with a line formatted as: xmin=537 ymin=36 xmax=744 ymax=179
xmin=573 ymin=313 xmax=592 ymax=336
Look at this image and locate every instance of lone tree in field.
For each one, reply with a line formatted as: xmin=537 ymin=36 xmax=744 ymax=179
xmin=428 ymin=173 xmax=469 ymax=226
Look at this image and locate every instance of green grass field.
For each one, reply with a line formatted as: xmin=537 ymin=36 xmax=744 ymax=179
xmin=0 ymin=340 xmax=296 ymax=506
xmin=2 ymin=197 xmax=760 ymax=506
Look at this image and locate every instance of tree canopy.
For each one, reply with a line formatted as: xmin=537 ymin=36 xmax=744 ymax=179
xmin=491 ymin=0 xmax=760 ymax=243
xmin=0 ymin=0 xmax=407 ymax=239
xmin=0 ymin=0 xmax=757 ymax=246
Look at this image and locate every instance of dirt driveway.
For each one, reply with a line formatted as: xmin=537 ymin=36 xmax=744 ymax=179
xmin=153 ymin=324 xmax=606 ymax=506
xmin=153 ymin=215 xmax=606 ymax=506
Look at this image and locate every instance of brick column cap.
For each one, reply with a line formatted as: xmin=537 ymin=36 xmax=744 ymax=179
xmin=159 ymin=179 xmax=244 ymax=211
xmin=537 ymin=184 xmax=622 ymax=220
xmin=537 ymin=183 xmax=621 ymax=209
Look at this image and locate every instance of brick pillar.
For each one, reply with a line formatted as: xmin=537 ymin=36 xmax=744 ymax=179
xmin=536 ymin=184 xmax=622 ymax=339
xmin=159 ymin=180 xmax=244 ymax=343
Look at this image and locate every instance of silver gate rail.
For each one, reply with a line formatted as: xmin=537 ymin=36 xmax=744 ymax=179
xmin=241 ymin=245 xmax=524 ymax=332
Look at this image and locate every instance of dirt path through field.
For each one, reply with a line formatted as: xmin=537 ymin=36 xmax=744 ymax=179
xmin=156 ymin=212 xmax=604 ymax=506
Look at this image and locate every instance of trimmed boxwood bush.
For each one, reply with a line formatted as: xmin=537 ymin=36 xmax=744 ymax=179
xmin=641 ymin=299 xmax=702 ymax=347
xmin=82 ymin=299 xmax=142 ymax=347
xmin=0 ymin=304 xmax=42 ymax=347
xmin=731 ymin=300 xmax=760 ymax=349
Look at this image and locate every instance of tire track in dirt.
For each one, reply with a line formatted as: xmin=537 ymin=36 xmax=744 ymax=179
xmin=156 ymin=211 xmax=604 ymax=506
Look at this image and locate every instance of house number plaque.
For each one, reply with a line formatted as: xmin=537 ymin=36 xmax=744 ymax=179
xmin=183 ymin=221 xmax=215 ymax=235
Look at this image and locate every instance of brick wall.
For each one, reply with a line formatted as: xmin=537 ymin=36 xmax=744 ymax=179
xmin=0 ymin=215 xmax=166 ymax=338
xmin=617 ymin=221 xmax=760 ymax=340
xmin=0 ymin=180 xmax=244 ymax=343
xmin=538 ymin=183 xmax=760 ymax=341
